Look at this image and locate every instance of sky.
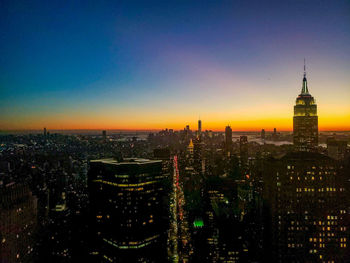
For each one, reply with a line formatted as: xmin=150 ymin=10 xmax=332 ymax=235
xmin=1 ymin=0 xmax=349 ymax=131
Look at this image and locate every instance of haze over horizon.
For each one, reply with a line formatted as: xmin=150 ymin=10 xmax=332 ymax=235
xmin=1 ymin=0 xmax=350 ymax=131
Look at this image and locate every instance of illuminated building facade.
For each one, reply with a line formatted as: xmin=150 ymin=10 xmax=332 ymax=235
xmin=293 ymin=65 xmax=318 ymax=151
xmin=88 ymin=158 xmax=167 ymax=262
xmin=0 ymin=183 xmax=37 ymax=263
xmin=263 ymin=152 xmax=349 ymax=262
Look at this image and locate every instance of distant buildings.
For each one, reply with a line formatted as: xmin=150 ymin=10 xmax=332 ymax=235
xmin=88 ymin=158 xmax=167 ymax=262
xmin=327 ymin=138 xmax=348 ymax=160
xmin=225 ymin=126 xmax=233 ymax=155
xmin=261 ymin=129 xmax=265 ymax=140
xmin=272 ymin=128 xmax=278 ymax=141
xmin=293 ymin=65 xmax=318 ymax=151
xmin=102 ymin=130 xmax=107 ymax=141
xmin=198 ymin=119 xmax=202 ymax=136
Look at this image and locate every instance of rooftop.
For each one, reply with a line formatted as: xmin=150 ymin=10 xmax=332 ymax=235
xmin=90 ymin=158 xmax=162 ymax=165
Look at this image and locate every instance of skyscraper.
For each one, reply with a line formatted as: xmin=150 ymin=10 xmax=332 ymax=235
xmin=198 ymin=119 xmax=202 ymax=135
xmin=225 ymin=126 xmax=233 ymax=154
xmin=88 ymin=158 xmax=167 ymax=262
xmin=239 ymin=136 xmax=248 ymax=167
xmin=263 ymin=152 xmax=349 ymax=262
xmin=293 ymin=62 xmax=318 ymax=151
xmin=261 ymin=129 xmax=265 ymax=140
xmin=102 ymin=130 xmax=107 ymax=141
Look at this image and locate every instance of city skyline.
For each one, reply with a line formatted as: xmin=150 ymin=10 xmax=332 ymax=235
xmin=1 ymin=1 xmax=349 ymax=131
xmin=1 ymin=1 xmax=349 ymax=262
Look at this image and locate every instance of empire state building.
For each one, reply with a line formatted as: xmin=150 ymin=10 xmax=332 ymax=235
xmin=293 ymin=63 xmax=318 ymax=151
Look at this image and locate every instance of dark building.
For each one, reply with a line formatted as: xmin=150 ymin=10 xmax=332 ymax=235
xmin=153 ymin=148 xmax=172 ymax=180
xmin=272 ymin=128 xmax=278 ymax=141
xmin=88 ymin=158 xmax=167 ymax=262
xmin=263 ymin=152 xmax=349 ymax=262
xmin=193 ymin=137 xmax=204 ymax=175
xmin=293 ymin=64 xmax=318 ymax=151
xmin=203 ymin=178 xmax=250 ymax=262
xmin=102 ymin=130 xmax=107 ymax=141
xmin=225 ymin=126 xmax=233 ymax=155
xmin=0 ymin=183 xmax=37 ymax=263
xmin=261 ymin=129 xmax=265 ymax=140
xmin=327 ymin=138 xmax=348 ymax=161
xmin=239 ymin=136 xmax=248 ymax=168
xmin=198 ymin=119 xmax=202 ymax=136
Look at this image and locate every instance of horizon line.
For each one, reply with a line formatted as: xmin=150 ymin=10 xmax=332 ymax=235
xmin=1 ymin=128 xmax=350 ymax=133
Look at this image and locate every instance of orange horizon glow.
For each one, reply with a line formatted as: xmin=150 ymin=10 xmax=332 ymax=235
xmin=2 ymin=117 xmax=349 ymax=132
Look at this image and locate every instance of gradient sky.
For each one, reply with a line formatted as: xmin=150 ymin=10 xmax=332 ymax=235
xmin=1 ymin=0 xmax=349 ymax=131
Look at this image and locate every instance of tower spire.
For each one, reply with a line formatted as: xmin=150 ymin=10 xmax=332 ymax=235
xmin=301 ymin=59 xmax=309 ymax=94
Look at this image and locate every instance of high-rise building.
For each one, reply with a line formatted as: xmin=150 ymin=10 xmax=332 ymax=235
xmin=43 ymin=127 xmax=47 ymax=137
xmin=193 ymin=137 xmax=204 ymax=175
xmin=327 ymin=138 xmax=348 ymax=160
xmin=88 ymin=158 xmax=167 ymax=262
xmin=198 ymin=119 xmax=202 ymax=135
xmin=261 ymin=129 xmax=265 ymax=140
xmin=102 ymin=130 xmax=107 ymax=141
xmin=0 ymin=183 xmax=37 ymax=262
xmin=239 ymin=136 xmax=248 ymax=168
xmin=225 ymin=126 xmax=233 ymax=154
xmin=263 ymin=152 xmax=349 ymax=262
xmin=293 ymin=63 xmax=318 ymax=151
xmin=272 ymin=128 xmax=278 ymax=141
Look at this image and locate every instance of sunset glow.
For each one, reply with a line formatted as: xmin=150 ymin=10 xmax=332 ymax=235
xmin=1 ymin=1 xmax=349 ymax=131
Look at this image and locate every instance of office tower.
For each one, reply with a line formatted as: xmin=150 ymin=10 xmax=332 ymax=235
xmin=225 ymin=126 xmax=233 ymax=154
xmin=263 ymin=152 xmax=349 ymax=262
xmin=102 ymin=130 xmax=107 ymax=141
xmin=193 ymin=137 xmax=204 ymax=174
xmin=198 ymin=119 xmax=202 ymax=135
xmin=153 ymin=148 xmax=172 ymax=180
xmin=327 ymin=138 xmax=348 ymax=160
xmin=204 ymin=178 xmax=249 ymax=262
xmin=261 ymin=129 xmax=265 ymax=140
xmin=239 ymin=136 xmax=248 ymax=168
xmin=0 ymin=183 xmax=37 ymax=262
xmin=88 ymin=158 xmax=167 ymax=262
xmin=293 ymin=63 xmax=318 ymax=151
xmin=272 ymin=128 xmax=278 ymax=141
xmin=43 ymin=127 xmax=47 ymax=137
xmin=188 ymin=139 xmax=194 ymax=155
xmin=186 ymin=125 xmax=190 ymax=131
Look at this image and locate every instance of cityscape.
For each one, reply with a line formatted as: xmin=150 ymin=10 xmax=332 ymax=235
xmin=1 ymin=1 xmax=350 ymax=263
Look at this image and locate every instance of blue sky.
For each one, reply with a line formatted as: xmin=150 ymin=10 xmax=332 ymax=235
xmin=1 ymin=0 xmax=349 ymax=130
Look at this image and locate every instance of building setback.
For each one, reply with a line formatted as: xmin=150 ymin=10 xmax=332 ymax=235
xmin=293 ymin=63 xmax=318 ymax=151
